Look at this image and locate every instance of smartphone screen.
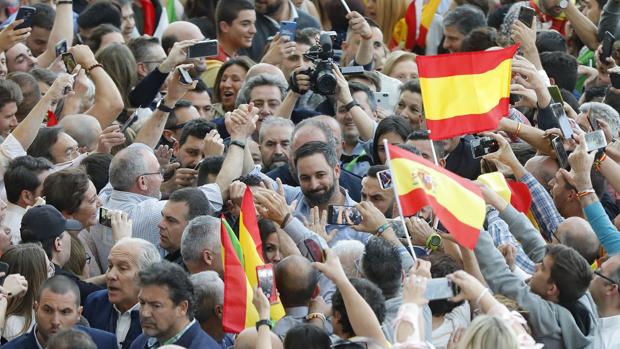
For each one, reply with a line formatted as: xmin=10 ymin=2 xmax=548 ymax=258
xmin=376 ymin=169 xmax=392 ymax=190
xmin=585 ymin=130 xmax=608 ymax=152
xmin=517 ymin=6 xmax=535 ymax=27
xmin=280 ymin=21 xmax=297 ymax=41
xmin=14 ymin=6 xmax=36 ymax=30
xmin=55 ymin=40 xmax=67 ymax=57
xmin=99 ymin=207 xmax=112 ymax=228
xmin=256 ymin=264 xmax=278 ymax=303
xmin=178 ymin=67 xmax=193 ymax=85
xmin=424 ymin=278 xmax=458 ymax=301
xmin=187 ymin=40 xmax=219 ymax=59
xmin=547 ymin=85 xmax=564 ymax=104
xmin=552 ymin=136 xmax=569 ymax=170
xmin=303 ymin=238 xmax=324 ymax=263
xmin=61 ymin=53 xmax=76 ymax=73
xmin=327 ymin=205 xmax=362 ymax=225
xmin=550 ymin=103 xmax=573 ymax=140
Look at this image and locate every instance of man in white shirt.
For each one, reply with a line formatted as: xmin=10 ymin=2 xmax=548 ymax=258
xmin=590 ymin=255 xmax=620 ymax=349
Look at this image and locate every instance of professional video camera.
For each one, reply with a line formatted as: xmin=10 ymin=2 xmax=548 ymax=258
xmin=291 ymin=33 xmax=338 ymax=96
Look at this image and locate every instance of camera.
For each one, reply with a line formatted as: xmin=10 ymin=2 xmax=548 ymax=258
xmin=470 ymin=137 xmax=499 ymax=158
xmin=292 ymin=33 xmax=338 ymax=96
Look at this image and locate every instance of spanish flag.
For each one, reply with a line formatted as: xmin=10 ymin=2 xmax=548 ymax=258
xmin=477 ymin=172 xmax=532 ymax=214
xmin=417 ymin=45 xmax=518 ymax=140
xmin=388 ymin=144 xmax=485 ymax=249
xmin=390 ymin=0 xmax=441 ymax=50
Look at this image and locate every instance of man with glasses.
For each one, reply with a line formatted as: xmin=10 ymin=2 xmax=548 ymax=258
xmin=127 ymin=36 xmax=168 ymax=83
xmin=590 ymin=255 xmax=620 ymax=348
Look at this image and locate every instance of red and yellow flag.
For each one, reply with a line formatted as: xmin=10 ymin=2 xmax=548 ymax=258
xmin=417 ymin=45 xmax=518 ymax=140
xmin=388 ymin=144 xmax=485 ymax=249
xmin=390 ymin=0 xmax=441 ymax=50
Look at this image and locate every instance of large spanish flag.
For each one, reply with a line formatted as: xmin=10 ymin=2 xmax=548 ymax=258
xmin=388 ymin=144 xmax=485 ymax=249
xmin=417 ymin=45 xmax=518 ymax=140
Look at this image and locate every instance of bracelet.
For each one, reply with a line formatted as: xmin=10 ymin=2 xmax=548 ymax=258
xmin=475 ymin=288 xmax=490 ymax=305
xmin=56 ymin=0 xmax=73 ymax=4
xmin=305 ymin=312 xmax=326 ymax=324
xmin=255 ymin=319 xmax=272 ymax=331
xmin=375 ymin=223 xmax=390 ymax=236
xmin=594 ymin=152 xmax=607 ymax=172
xmin=86 ymin=63 xmax=103 ymax=74
xmin=576 ymin=189 xmax=595 ymax=198
xmin=513 ymin=122 xmax=522 ymax=139
xmin=361 ymin=32 xmax=373 ymax=40
xmin=280 ymin=213 xmax=291 ymax=228
xmin=229 ymin=140 xmax=246 ymax=149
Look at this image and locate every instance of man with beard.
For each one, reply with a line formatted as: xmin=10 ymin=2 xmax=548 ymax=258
xmin=259 ymin=117 xmax=294 ymax=172
xmin=245 ymin=0 xmax=321 ymax=62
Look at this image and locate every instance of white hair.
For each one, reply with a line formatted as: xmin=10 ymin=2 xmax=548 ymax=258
xmin=114 ymin=237 xmax=161 ymax=271
xmin=333 ymin=240 xmax=365 ymax=279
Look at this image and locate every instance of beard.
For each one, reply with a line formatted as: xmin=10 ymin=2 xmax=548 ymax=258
xmin=266 ymin=154 xmax=289 ymax=172
xmin=256 ymin=0 xmax=282 ymax=16
xmin=303 ymin=181 xmax=337 ymax=207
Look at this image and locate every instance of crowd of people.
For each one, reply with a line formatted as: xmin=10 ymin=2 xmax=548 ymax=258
xmin=0 ymin=0 xmax=615 ymax=348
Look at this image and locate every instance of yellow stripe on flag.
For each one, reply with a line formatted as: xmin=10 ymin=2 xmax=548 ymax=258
xmin=478 ymin=172 xmax=512 ymax=204
xmin=420 ymin=59 xmax=512 ymax=120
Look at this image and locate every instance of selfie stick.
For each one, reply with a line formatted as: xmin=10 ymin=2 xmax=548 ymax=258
xmin=383 ymin=139 xmax=417 ymax=260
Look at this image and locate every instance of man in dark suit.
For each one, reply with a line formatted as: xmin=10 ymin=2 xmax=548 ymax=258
xmin=83 ymin=238 xmax=161 ymax=349
xmin=2 ymin=275 xmax=117 ymax=349
xmin=129 ymin=261 xmax=220 ymax=349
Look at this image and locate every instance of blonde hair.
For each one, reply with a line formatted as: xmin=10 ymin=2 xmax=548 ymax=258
xmin=374 ymin=0 xmax=410 ymax=44
xmin=458 ymin=315 xmax=519 ymax=349
xmin=382 ymin=50 xmax=417 ymax=77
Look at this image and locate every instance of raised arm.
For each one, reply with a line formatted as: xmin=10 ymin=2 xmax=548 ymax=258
xmin=334 ymin=65 xmax=375 ymax=141
xmin=36 ymin=1 xmax=73 ymax=68
xmin=346 ymin=11 xmax=373 ymax=67
xmin=564 ymin=2 xmax=600 ymax=50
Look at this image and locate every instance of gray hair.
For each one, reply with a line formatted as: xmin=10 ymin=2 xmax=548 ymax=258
xmin=444 ymin=4 xmax=486 ymax=35
xmin=579 ymin=102 xmax=620 ymax=136
xmin=181 ymin=215 xmax=221 ymax=264
xmin=235 ymin=73 xmax=288 ymax=107
xmin=59 ymin=114 xmax=102 ymax=151
xmin=190 ymin=271 xmax=224 ymax=323
xmin=114 ymin=237 xmax=161 ymax=271
xmin=292 ymin=118 xmax=338 ymax=151
xmin=109 ymin=143 xmax=153 ymax=191
xmin=332 ymin=240 xmax=365 ymax=279
xmin=258 ymin=117 xmax=295 ymax=144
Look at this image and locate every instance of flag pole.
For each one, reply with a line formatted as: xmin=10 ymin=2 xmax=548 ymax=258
xmin=427 ymin=131 xmax=441 ymax=230
xmin=384 ymin=139 xmax=417 ymax=260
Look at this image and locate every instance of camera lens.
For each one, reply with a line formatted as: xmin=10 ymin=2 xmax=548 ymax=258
xmin=315 ymin=70 xmax=337 ymax=95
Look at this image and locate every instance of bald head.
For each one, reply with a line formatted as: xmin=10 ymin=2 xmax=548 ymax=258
xmin=556 ymin=217 xmax=600 ymax=264
xmin=235 ymin=328 xmax=283 ymax=349
xmin=274 ymin=255 xmax=319 ymax=307
xmin=524 ymin=155 xmax=559 ymax=192
xmin=246 ymin=63 xmax=287 ymax=83
xmin=163 ymin=21 xmax=204 ymax=42
xmin=59 ymin=114 xmax=102 ymax=152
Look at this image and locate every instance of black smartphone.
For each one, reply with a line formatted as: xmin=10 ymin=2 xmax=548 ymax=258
xmin=61 ymin=52 xmax=76 ymax=73
xmin=327 ymin=205 xmax=362 ymax=225
xmin=517 ymin=6 xmax=536 ymax=28
xmin=55 ymin=39 xmax=67 ymax=57
xmin=552 ymin=136 xmax=569 ymax=170
xmin=470 ymin=137 xmax=499 ymax=158
xmin=256 ymin=264 xmax=278 ymax=303
xmin=187 ymin=39 xmax=219 ymax=59
xmin=340 ymin=65 xmax=365 ymax=75
xmin=121 ymin=109 xmax=139 ymax=133
xmin=178 ymin=67 xmax=193 ymax=85
xmin=509 ymin=93 xmax=522 ymax=105
xmin=99 ymin=207 xmax=112 ymax=228
xmin=0 ymin=261 xmax=9 ymax=285
xmin=610 ymin=72 xmax=620 ymax=89
xmin=14 ymin=6 xmax=36 ymax=30
xmin=304 ymin=238 xmax=325 ymax=263
xmin=424 ymin=278 xmax=459 ymax=301
xmin=550 ymin=103 xmax=573 ymax=140
xmin=600 ymin=31 xmax=615 ymax=63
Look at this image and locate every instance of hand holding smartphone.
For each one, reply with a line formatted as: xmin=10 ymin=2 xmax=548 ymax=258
xmin=256 ymin=264 xmax=278 ymax=303
xmin=187 ymin=40 xmax=219 ymax=59
xmin=517 ymin=6 xmax=535 ymax=28
xmin=61 ymin=52 xmax=77 ymax=74
xmin=99 ymin=207 xmax=112 ymax=228
xmin=14 ymin=6 xmax=36 ymax=31
xmin=423 ymin=278 xmax=459 ymax=301
xmin=327 ymin=205 xmax=362 ymax=225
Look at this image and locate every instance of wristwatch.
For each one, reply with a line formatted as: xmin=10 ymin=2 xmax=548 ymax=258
xmin=256 ymin=319 xmax=272 ymax=331
xmin=425 ymin=233 xmax=442 ymax=251
xmin=344 ymin=100 xmax=360 ymax=112
xmin=156 ymin=98 xmax=175 ymax=113
xmin=230 ymin=140 xmax=246 ymax=149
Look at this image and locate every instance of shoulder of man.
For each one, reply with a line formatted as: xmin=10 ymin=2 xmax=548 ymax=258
xmin=1 ymin=332 xmax=33 ymax=349
xmin=76 ymin=325 xmax=118 ymax=346
xmin=296 ymin=9 xmax=321 ymax=29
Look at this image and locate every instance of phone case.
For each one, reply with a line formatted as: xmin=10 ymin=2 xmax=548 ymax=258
xmin=256 ymin=265 xmax=278 ymax=303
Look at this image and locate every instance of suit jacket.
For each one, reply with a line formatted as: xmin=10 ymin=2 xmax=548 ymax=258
xmin=128 ymin=320 xmax=219 ymax=349
xmin=1 ymin=325 xmax=117 ymax=349
xmin=83 ymin=290 xmax=142 ymax=349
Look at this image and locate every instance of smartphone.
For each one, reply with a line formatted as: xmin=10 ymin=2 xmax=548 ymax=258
xmin=340 ymin=65 xmax=365 ymax=75
xmin=424 ymin=278 xmax=459 ymax=301
xmin=0 ymin=261 xmax=9 ymax=285
xmin=548 ymin=85 xmax=564 ymax=104
xmin=340 ymin=0 xmax=351 ymax=13
xmin=509 ymin=93 xmax=522 ymax=105
xmin=470 ymin=137 xmax=499 ymax=158
xmin=304 ymin=238 xmax=325 ymax=263
xmin=121 ymin=109 xmax=139 ymax=133
xmin=373 ymin=92 xmax=391 ymax=111
xmin=327 ymin=205 xmax=362 ymax=225
xmin=610 ymin=73 xmax=620 ymax=89
xmin=61 ymin=52 xmax=77 ymax=74
xmin=549 ymin=103 xmax=573 ymax=140
xmin=99 ymin=207 xmax=112 ymax=228
xmin=187 ymin=39 xmax=219 ymax=59
xmin=585 ymin=129 xmax=608 ymax=152
xmin=517 ymin=6 xmax=535 ymax=28
xmin=14 ymin=6 xmax=37 ymax=30
xmin=552 ymin=136 xmax=569 ymax=170
xmin=376 ymin=169 xmax=392 ymax=190
xmin=178 ymin=67 xmax=193 ymax=85
xmin=280 ymin=21 xmax=297 ymax=41
xmin=601 ymin=31 xmax=615 ymax=63
xmin=256 ymin=264 xmax=278 ymax=303
xmin=55 ymin=39 xmax=67 ymax=57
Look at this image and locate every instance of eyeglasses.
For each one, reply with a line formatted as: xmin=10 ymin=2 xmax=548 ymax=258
xmin=139 ymin=168 xmax=165 ymax=178
xmin=168 ymin=121 xmax=189 ymax=131
xmin=594 ymin=269 xmax=619 ymax=288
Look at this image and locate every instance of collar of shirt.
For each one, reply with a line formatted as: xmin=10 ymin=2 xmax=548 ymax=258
xmin=113 ymin=302 xmax=140 ymax=316
xmin=285 ymin=306 xmax=309 ymax=318
xmin=147 ymin=319 xmax=196 ymax=349
xmin=109 ymin=189 xmax=157 ymax=204
xmin=33 ymin=325 xmax=45 ymax=349
xmin=264 ymin=1 xmax=298 ymax=28
xmin=6 ymin=202 xmax=26 ymax=214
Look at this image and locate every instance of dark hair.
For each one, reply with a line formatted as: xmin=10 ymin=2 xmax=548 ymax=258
xmin=169 ymin=187 xmax=213 ymax=219
xmin=366 ymin=165 xmax=388 ymax=179
xmin=297 ymin=27 xmax=321 ymax=46
xmin=487 ymin=4 xmax=510 ymax=30
xmin=188 ymin=16 xmax=216 ymax=39
xmin=139 ymin=261 xmax=196 ymax=319
xmin=37 ymin=275 xmax=81 ymax=307
xmin=81 ymin=153 xmax=112 ymax=193
xmin=0 ymin=79 xmax=23 ymax=110
xmin=213 ymin=57 xmax=255 ymax=103
xmin=331 ymin=278 xmax=385 ymax=337
xmin=546 ymin=244 xmax=592 ymax=302
xmin=348 ymin=81 xmax=376 ymax=111
xmin=31 ymin=3 xmax=55 ymax=30
xmin=179 ymin=119 xmax=217 ymax=146
xmin=399 ymin=79 xmax=421 ymax=95
xmin=215 ymin=0 xmax=254 ymax=31
xmin=47 ymin=329 xmax=97 ymax=349
xmin=284 ymin=324 xmax=332 ymax=349
xmin=197 ymin=155 xmax=224 ymax=185
xmin=326 ymin=0 xmax=365 ymax=31
xmin=186 ymin=0 xmax=218 ymax=19
xmin=396 ymin=143 xmax=421 ymax=155
xmin=77 ymin=0 xmax=121 ymax=30
xmin=540 ymin=51 xmax=578 ymax=92
xmin=27 ymin=126 xmax=63 ymax=162
xmin=372 ymin=117 xmax=413 ymax=164
xmin=127 ymin=36 xmax=161 ymax=63
xmin=461 ymin=27 xmax=498 ymax=52
xmin=443 ymin=5 xmax=486 ymax=36
xmin=258 ymin=218 xmax=277 ymax=245
xmin=86 ymin=23 xmax=122 ymax=52
xmin=536 ymin=30 xmax=567 ymax=53
xmin=583 ymin=86 xmax=608 ymax=103
xmin=193 ymin=79 xmax=209 ymax=94
xmin=294 ymin=141 xmax=338 ymax=168
xmin=4 ymin=156 xmax=53 ymax=204
xmin=426 ymin=253 xmax=463 ymax=316
xmin=362 ymin=237 xmax=402 ymax=298
xmin=165 ymin=99 xmax=194 ymax=130
xmin=42 ymin=168 xmax=91 ymax=215
xmin=8 ymin=72 xmax=41 ymax=121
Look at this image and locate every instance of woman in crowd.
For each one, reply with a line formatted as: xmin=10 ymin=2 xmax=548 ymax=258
xmin=212 ymin=57 xmax=255 ymax=119
xmin=383 ymin=51 xmax=419 ymax=83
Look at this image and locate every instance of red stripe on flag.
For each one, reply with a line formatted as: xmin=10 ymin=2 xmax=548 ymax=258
xmin=241 ymin=187 xmax=264 ymax=261
xmin=416 ymin=26 xmax=428 ymax=48
xmin=417 ymin=45 xmax=518 ymax=78
xmin=426 ymin=98 xmax=509 ymax=140
xmin=221 ymin=219 xmax=248 ymax=333
xmin=507 ymin=180 xmax=532 ymax=213
xmin=404 ymin=1 xmax=417 ymax=50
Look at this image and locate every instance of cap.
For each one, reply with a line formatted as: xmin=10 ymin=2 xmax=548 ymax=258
xmin=20 ymin=205 xmax=82 ymax=242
